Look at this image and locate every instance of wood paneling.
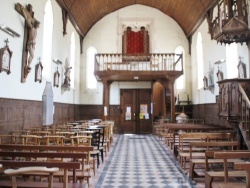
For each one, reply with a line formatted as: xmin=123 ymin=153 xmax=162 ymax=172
xmin=0 ymin=96 xmax=233 ymax=134
xmin=77 ymin=105 xmax=120 ymax=134
xmin=0 ymin=98 xmax=126 ymax=134
xmin=0 ymin=98 xmax=42 ymax=134
xmin=53 ymin=103 xmax=75 ymax=125
xmin=192 ymin=103 xmax=231 ymax=127
xmin=57 ymin=0 xmax=215 ymax=37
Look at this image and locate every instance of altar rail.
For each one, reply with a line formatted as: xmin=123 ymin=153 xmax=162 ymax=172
xmin=95 ymin=53 xmax=183 ymax=72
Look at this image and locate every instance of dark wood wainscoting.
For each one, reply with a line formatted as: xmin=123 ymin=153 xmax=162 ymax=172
xmin=192 ymin=103 xmax=231 ymax=126
xmin=0 ymin=98 xmax=121 ymax=134
xmin=0 ymin=98 xmax=75 ymax=134
xmin=0 ymin=98 xmax=43 ymax=134
xmin=53 ymin=103 xmax=75 ymax=125
xmin=78 ymin=105 xmax=120 ymax=134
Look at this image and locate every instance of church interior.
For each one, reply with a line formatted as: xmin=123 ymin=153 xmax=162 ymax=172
xmin=1 ymin=0 xmax=250 ymax=187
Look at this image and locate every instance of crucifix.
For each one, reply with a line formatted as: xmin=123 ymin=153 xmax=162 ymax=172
xmin=15 ymin=3 xmax=40 ymax=83
xmin=4 ymin=39 xmax=9 ymax=47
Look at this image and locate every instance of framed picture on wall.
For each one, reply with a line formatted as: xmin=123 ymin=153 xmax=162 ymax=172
xmin=0 ymin=42 xmax=12 ymax=74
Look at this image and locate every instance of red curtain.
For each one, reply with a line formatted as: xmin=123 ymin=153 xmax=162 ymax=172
xmin=127 ymin=31 xmax=144 ymax=54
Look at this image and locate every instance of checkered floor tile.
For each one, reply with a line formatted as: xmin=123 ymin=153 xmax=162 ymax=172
xmin=96 ymin=134 xmax=195 ymax=188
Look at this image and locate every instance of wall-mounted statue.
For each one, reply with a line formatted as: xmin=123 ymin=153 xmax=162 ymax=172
xmin=203 ymin=76 xmax=208 ymax=90
xmin=237 ymin=57 xmax=246 ymax=78
xmin=15 ymin=3 xmax=40 ymax=83
xmin=63 ymin=66 xmax=72 ymax=86
xmin=61 ymin=58 xmax=72 ymax=91
xmin=216 ymin=67 xmax=223 ymax=81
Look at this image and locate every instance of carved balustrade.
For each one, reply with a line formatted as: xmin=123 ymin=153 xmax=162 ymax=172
xmin=94 ymin=53 xmax=183 ymax=72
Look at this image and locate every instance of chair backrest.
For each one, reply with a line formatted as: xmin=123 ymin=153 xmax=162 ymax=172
xmin=21 ymin=135 xmax=43 ymax=145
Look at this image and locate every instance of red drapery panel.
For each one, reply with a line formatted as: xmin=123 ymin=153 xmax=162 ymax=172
xmin=122 ymin=27 xmax=149 ymax=54
xmin=127 ymin=31 xmax=144 ymax=53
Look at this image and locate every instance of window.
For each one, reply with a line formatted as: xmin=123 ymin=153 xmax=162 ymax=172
xmin=226 ymin=43 xmax=238 ymax=78
xmin=86 ymin=46 xmax=97 ymax=89
xmin=196 ymin=32 xmax=204 ymax=90
xmin=70 ymin=32 xmax=75 ymax=89
xmin=175 ymin=46 xmax=185 ymax=90
xmin=42 ymin=0 xmax=53 ymax=81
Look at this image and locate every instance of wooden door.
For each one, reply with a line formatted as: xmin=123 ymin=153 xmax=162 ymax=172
xmin=120 ymin=89 xmax=152 ymax=134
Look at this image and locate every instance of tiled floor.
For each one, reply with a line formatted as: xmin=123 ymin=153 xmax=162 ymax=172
xmin=93 ymin=134 xmax=195 ymax=188
xmin=89 ymin=134 xmax=247 ymax=188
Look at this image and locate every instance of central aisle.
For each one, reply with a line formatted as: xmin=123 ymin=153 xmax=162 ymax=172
xmin=96 ymin=134 xmax=194 ymax=188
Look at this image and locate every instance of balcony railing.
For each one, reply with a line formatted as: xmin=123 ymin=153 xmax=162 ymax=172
xmin=95 ymin=53 xmax=183 ymax=72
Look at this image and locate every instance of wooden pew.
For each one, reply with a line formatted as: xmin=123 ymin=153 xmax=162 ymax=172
xmin=0 ymin=144 xmax=94 ymax=188
xmin=164 ymin=124 xmax=234 ymax=149
xmin=177 ymin=132 xmax=235 ymax=170
xmin=188 ymin=141 xmax=240 ymax=179
xmin=233 ymin=162 xmax=250 ymax=188
xmin=205 ymin=151 xmax=250 ymax=188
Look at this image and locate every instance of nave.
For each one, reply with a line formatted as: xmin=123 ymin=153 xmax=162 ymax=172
xmin=94 ymin=134 xmax=193 ymax=188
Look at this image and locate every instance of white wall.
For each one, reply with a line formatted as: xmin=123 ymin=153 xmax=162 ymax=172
xmin=0 ymin=0 xmax=80 ymax=104
xmin=4 ymin=1 xmax=242 ymax=106
xmin=81 ymin=5 xmax=190 ymax=105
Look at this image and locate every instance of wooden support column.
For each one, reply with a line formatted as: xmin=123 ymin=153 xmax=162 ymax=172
xmin=102 ymin=77 xmax=112 ymax=120
xmin=169 ymin=79 xmax=176 ymax=123
xmin=157 ymin=77 xmax=176 ymax=123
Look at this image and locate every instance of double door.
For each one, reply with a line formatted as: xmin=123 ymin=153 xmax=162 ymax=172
xmin=120 ymin=89 xmax=152 ymax=134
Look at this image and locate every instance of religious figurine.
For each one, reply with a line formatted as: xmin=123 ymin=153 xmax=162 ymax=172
xmin=35 ymin=59 xmax=43 ymax=83
xmin=208 ymin=62 xmax=214 ymax=86
xmin=237 ymin=57 xmax=246 ymax=78
xmin=216 ymin=67 xmax=223 ymax=81
xmin=62 ymin=66 xmax=72 ymax=86
xmin=203 ymin=76 xmax=208 ymax=90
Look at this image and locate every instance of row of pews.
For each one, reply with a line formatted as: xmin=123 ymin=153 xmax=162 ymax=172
xmin=154 ymin=121 xmax=250 ymax=188
xmin=0 ymin=120 xmax=115 ymax=188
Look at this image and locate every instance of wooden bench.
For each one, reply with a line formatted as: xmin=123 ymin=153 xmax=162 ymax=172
xmin=229 ymin=162 xmax=250 ymax=188
xmin=205 ymin=151 xmax=250 ymax=188
xmin=188 ymin=141 xmax=240 ymax=179
xmin=0 ymin=144 xmax=94 ymax=188
xmin=178 ymin=132 xmax=236 ymax=170
xmin=165 ymin=125 xmax=234 ymax=149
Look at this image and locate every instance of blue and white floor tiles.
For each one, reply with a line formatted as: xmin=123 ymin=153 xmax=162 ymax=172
xmin=95 ymin=134 xmax=195 ymax=188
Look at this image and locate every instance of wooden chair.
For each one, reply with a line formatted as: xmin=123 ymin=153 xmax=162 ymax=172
xmin=70 ymin=135 xmax=96 ymax=176
xmin=21 ymin=135 xmax=43 ymax=145
xmin=99 ymin=123 xmax=111 ymax=156
xmin=44 ymin=135 xmax=65 ymax=146
xmin=55 ymin=132 xmax=74 ymax=145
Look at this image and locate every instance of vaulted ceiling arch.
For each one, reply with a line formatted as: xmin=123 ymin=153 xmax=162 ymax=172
xmin=56 ymin=0 xmax=216 ymax=38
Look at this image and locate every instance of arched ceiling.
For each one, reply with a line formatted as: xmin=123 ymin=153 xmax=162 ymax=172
xmin=56 ymin=0 xmax=217 ymax=38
